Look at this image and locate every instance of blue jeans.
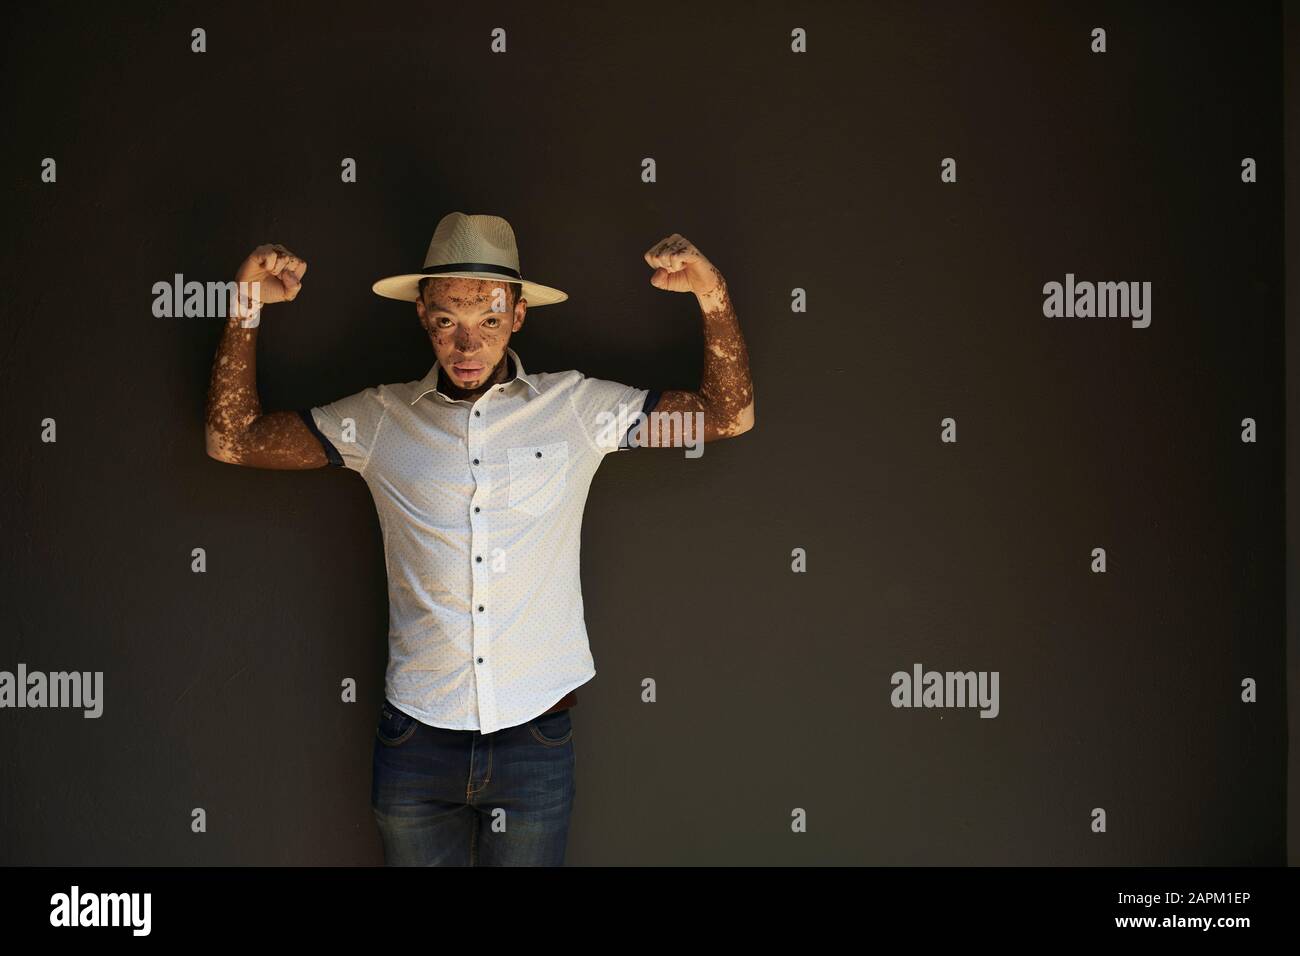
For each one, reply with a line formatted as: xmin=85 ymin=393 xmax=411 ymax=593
xmin=370 ymin=698 xmax=576 ymax=866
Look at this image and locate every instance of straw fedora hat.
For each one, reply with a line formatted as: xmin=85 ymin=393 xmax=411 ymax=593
xmin=371 ymin=212 xmax=568 ymax=307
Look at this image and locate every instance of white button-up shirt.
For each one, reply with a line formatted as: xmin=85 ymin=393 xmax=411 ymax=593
xmin=303 ymin=347 xmax=658 ymax=733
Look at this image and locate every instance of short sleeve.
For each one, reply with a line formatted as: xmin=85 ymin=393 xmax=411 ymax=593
xmin=302 ymin=385 xmax=388 ymax=472
xmin=568 ymin=372 xmax=662 ymax=455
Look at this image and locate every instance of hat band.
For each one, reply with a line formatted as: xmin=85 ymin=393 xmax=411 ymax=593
xmin=421 ymin=262 xmax=522 ymax=280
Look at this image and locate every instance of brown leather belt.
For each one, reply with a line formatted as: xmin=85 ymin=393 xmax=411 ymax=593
xmin=541 ymin=689 xmax=577 ymax=714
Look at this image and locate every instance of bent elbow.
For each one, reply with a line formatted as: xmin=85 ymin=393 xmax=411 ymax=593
xmin=205 ymin=428 xmax=237 ymax=464
xmin=731 ymin=401 xmax=755 ymax=436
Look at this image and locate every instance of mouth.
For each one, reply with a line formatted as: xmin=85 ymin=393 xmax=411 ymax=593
xmin=451 ymin=363 xmax=485 ymax=380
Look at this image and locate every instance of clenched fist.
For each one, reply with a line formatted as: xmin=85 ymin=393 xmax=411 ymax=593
xmin=236 ymin=243 xmax=308 ymax=305
xmin=644 ymin=234 xmax=723 ymax=296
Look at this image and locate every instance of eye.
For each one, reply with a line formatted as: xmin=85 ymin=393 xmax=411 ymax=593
xmin=435 ymin=317 xmax=453 ymax=328
xmin=484 ymin=317 xmax=499 ymax=328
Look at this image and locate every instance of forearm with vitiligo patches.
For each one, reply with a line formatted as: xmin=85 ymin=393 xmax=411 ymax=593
xmin=695 ymin=283 xmax=754 ymax=436
xmin=205 ymin=311 xmax=264 ymax=455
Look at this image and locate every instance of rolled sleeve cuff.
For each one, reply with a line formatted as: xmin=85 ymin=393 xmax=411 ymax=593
xmin=619 ymin=388 xmax=662 ymax=450
xmin=298 ymin=408 xmax=344 ymax=467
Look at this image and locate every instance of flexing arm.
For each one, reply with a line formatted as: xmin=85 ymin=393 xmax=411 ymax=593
xmin=642 ymin=234 xmax=754 ymax=445
xmin=205 ymin=243 xmax=328 ymax=469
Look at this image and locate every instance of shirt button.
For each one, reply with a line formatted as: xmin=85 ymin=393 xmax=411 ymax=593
xmin=473 ymin=458 xmax=480 ymax=465
xmin=535 ymin=451 xmax=542 ymax=458
xmin=476 ymin=657 xmax=484 ymax=664
xmin=475 ymin=555 xmax=482 ymax=563
xmin=474 ymin=410 xmax=481 ymax=417
xmin=474 ymin=506 xmax=480 ymax=513
xmin=477 ymin=604 xmax=484 ymax=612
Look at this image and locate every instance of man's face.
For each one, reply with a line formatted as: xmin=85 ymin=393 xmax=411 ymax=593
xmin=415 ymin=277 xmax=525 ymax=393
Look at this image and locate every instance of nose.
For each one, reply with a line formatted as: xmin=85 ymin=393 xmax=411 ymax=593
xmin=453 ymin=327 xmax=476 ymax=351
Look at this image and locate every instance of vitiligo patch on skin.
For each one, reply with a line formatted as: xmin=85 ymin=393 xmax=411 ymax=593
xmin=205 ymin=317 xmax=327 ymax=469
xmin=417 ymin=277 xmax=525 ymax=401
xmin=650 ymin=281 xmax=755 ymax=443
xmin=205 ymin=243 xmax=327 ymax=469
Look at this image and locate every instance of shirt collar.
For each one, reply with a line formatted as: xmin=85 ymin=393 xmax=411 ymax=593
xmin=408 ymin=346 xmax=539 ymax=406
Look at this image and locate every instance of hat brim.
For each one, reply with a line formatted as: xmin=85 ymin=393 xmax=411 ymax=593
xmin=372 ymin=271 xmax=568 ymax=307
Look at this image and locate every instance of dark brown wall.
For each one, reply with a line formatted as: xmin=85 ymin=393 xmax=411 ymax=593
xmin=0 ymin=0 xmax=1286 ymax=864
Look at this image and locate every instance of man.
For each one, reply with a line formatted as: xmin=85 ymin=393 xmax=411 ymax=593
xmin=204 ymin=212 xmax=755 ymax=865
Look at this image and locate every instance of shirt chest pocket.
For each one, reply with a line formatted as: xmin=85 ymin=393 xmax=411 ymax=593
xmin=506 ymin=440 xmax=569 ymax=516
